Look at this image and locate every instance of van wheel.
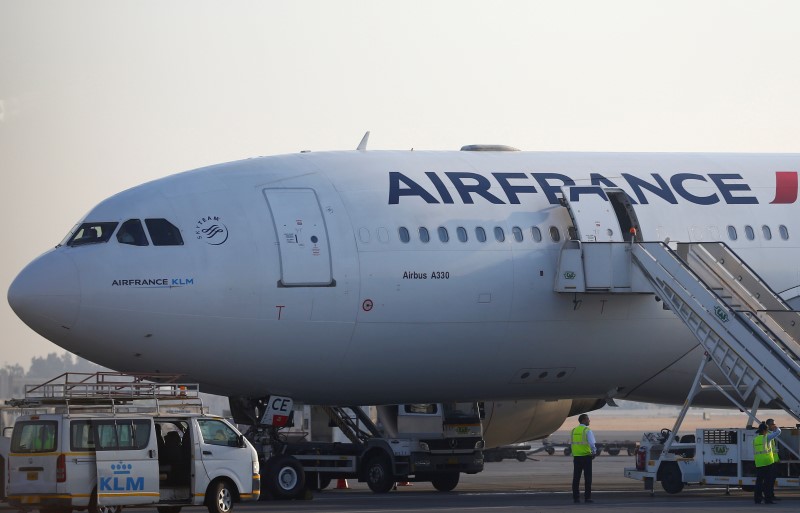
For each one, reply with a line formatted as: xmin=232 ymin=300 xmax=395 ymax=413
xmin=206 ymin=480 xmax=235 ymax=513
xmin=431 ymin=472 xmax=460 ymax=492
xmin=88 ymin=489 xmax=122 ymax=513
xmin=265 ymin=455 xmax=306 ymax=499
xmin=365 ymin=455 xmax=394 ymax=494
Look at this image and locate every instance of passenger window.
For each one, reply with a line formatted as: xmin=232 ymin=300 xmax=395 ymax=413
xmin=727 ymin=225 xmax=737 ymax=241
xmin=419 ymin=227 xmax=430 ymax=243
xmin=71 ymin=420 xmax=94 ymax=451
xmin=779 ymin=225 xmax=789 ymax=240
xmin=197 ymin=419 xmax=239 ymax=447
xmin=93 ymin=419 xmax=151 ymax=451
xmin=475 ymin=227 xmax=487 ymax=243
xmin=457 ymin=227 xmax=468 ymax=242
xmin=494 ymin=227 xmax=505 ymax=242
xmin=67 ymin=222 xmax=119 ymax=247
xmin=549 ymin=226 xmax=561 ymax=242
xmin=438 ymin=227 xmax=449 ymax=243
xmin=117 ymin=219 xmax=149 ymax=246
xmin=399 ymin=227 xmax=410 ymax=243
xmin=762 ymin=225 xmax=772 ymax=240
xmin=744 ymin=225 xmax=755 ymax=241
xmin=531 ymin=226 xmax=542 ymax=242
xmin=512 ymin=226 xmax=523 ymax=242
xmin=11 ymin=421 xmax=57 ymax=453
xmin=145 ymin=219 xmax=184 ymax=246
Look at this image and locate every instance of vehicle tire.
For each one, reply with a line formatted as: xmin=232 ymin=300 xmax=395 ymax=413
xmin=545 ymin=447 xmax=555 ymax=456
xmin=607 ymin=448 xmax=621 ymax=456
xmin=206 ymin=479 xmax=235 ymax=513
xmin=365 ymin=455 xmax=394 ymax=494
xmin=516 ymin=451 xmax=527 ymax=462
xmin=88 ymin=489 xmax=122 ymax=513
xmin=304 ymin=472 xmax=332 ymax=491
xmin=660 ymin=464 xmax=684 ymax=494
xmin=157 ymin=507 xmax=183 ymax=513
xmin=265 ymin=455 xmax=306 ymax=500
xmin=626 ymin=447 xmax=634 ymax=456
xmin=431 ymin=472 xmax=460 ymax=492
xmin=563 ymin=447 xmax=571 ymax=456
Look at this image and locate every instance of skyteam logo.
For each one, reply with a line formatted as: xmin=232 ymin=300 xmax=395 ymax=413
xmin=195 ymin=215 xmax=229 ymax=245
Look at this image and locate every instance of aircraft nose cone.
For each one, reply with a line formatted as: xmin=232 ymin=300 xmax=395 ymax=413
xmin=8 ymin=251 xmax=81 ymax=332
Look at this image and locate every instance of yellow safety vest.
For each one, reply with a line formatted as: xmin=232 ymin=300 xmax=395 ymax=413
xmin=753 ymin=434 xmax=775 ymax=468
xmin=571 ymin=425 xmax=592 ymax=456
xmin=769 ymin=437 xmax=780 ymax=463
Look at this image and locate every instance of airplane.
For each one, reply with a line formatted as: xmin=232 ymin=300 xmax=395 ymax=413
xmin=7 ymin=138 xmax=800 ymax=445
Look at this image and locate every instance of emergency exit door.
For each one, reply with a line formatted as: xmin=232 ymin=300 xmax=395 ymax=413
xmin=263 ymin=188 xmax=334 ymax=287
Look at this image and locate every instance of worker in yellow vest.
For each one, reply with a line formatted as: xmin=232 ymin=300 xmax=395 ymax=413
xmin=766 ymin=418 xmax=781 ymax=501
xmin=753 ymin=422 xmax=780 ymax=504
xmin=571 ymin=414 xmax=597 ymax=504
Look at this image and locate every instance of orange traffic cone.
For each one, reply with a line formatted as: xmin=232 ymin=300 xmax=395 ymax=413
xmin=335 ymin=479 xmax=349 ymax=489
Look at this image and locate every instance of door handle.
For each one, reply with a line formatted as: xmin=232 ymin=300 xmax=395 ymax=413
xmin=203 ymin=450 xmax=212 ymax=455
xmin=149 ymin=449 xmax=156 ymax=458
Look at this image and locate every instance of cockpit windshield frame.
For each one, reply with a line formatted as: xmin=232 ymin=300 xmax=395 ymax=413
xmin=66 ymin=222 xmax=119 ymax=247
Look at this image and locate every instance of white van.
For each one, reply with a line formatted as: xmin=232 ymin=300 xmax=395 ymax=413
xmin=7 ymin=412 xmax=260 ymax=513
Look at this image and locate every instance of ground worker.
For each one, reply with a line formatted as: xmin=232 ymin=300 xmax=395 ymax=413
xmin=571 ymin=413 xmax=597 ymax=503
xmin=766 ymin=418 xmax=782 ymax=501
xmin=753 ymin=422 xmax=781 ymax=504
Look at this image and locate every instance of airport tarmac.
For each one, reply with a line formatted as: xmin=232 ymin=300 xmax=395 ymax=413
xmin=195 ymin=454 xmax=796 ymax=513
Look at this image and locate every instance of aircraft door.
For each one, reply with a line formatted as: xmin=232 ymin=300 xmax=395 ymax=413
xmin=263 ymin=188 xmax=334 ymax=287
xmin=559 ymin=186 xmax=624 ymax=242
xmin=93 ymin=418 xmax=159 ymax=507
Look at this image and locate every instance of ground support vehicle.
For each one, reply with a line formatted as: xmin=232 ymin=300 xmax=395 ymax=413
xmin=483 ymin=444 xmax=531 ymax=462
xmin=5 ymin=372 xmax=260 ymax=513
xmin=247 ymin=400 xmax=484 ymax=498
xmin=625 ymin=425 xmax=800 ymax=494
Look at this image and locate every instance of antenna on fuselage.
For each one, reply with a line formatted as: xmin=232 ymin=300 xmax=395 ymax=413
xmin=357 ymin=131 xmax=370 ymax=151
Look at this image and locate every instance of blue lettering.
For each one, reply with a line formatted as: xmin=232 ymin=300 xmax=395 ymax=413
xmin=126 ymin=477 xmax=144 ymax=491
xmin=622 ymin=173 xmax=677 ymax=204
xmin=100 ymin=477 xmax=112 ymax=491
xmin=445 ymin=172 xmax=505 ymax=204
xmin=492 ymin=173 xmax=537 ymax=204
xmin=708 ymin=174 xmax=758 ymax=204
xmin=425 ymin=172 xmax=454 ymax=204
xmin=567 ymin=186 xmax=607 ymax=202
xmin=389 ymin=172 xmax=439 ymax=204
xmin=113 ymin=477 xmax=125 ymax=491
xmin=184 ymin=278 xmax=193 ymax=285
xmin=670 ymin=173 xmax=719 ymax=205
xmin=532 ymin=173 xmax=575 ymax=204
xmin=589 ymin=173 xmax=620 ymax=189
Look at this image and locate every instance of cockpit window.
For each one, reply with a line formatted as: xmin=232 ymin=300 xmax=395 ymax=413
xmin=116 ymin=219 xmax=149 ymax=246
xmin=67 ymin=222 xmax=118 ymax=246
xmin=145 ymin=219 xmax=184 ymax=246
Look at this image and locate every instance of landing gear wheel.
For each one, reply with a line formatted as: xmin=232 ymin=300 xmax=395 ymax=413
xmin=365 ymin=455 xmax=394 ymax=494
xmin=431 ymin=472 xmax=460 ymax=492
xmin=206 ymin=480 xmax=234 ymax=513
xmin=88 ymin=489 xmax=122 ymax=513
xmin=660 ymin=464 xmax=684 ymax=494
xmin=265 ymin=455 xmax=306 ymax=499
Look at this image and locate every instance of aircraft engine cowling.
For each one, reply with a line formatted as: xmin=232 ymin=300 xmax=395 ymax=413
xmin=482 ymin=398 xmax=605 ymax=448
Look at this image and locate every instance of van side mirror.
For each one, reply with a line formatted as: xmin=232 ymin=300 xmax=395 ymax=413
xmin=237 ymin=434 xmax=246 ymax=448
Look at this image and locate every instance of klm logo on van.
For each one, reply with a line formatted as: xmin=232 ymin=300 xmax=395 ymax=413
xmin=100 ymin=463 xmax=144 ymax=492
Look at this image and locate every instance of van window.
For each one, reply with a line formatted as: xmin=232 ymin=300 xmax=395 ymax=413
xmin=11 ymin=421 xmax=57 ymax=453
xmin=71 ymin=420 xmax=95 ymax=451
xmin=197 ymin=419 xmax=239 ymax=447
xmin=93 ymin=419 xmax=151 ymax=450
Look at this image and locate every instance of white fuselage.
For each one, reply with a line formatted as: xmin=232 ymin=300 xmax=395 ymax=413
xmin=8 ymin=150 xmax=800 ymax=405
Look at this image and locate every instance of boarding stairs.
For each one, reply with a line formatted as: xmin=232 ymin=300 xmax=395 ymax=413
xmin=555 ymin=241 xmax=800 ymax=424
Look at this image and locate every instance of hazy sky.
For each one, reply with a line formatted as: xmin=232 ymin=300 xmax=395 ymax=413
xmin=2 ymin=1 xmax=799 ymax=368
